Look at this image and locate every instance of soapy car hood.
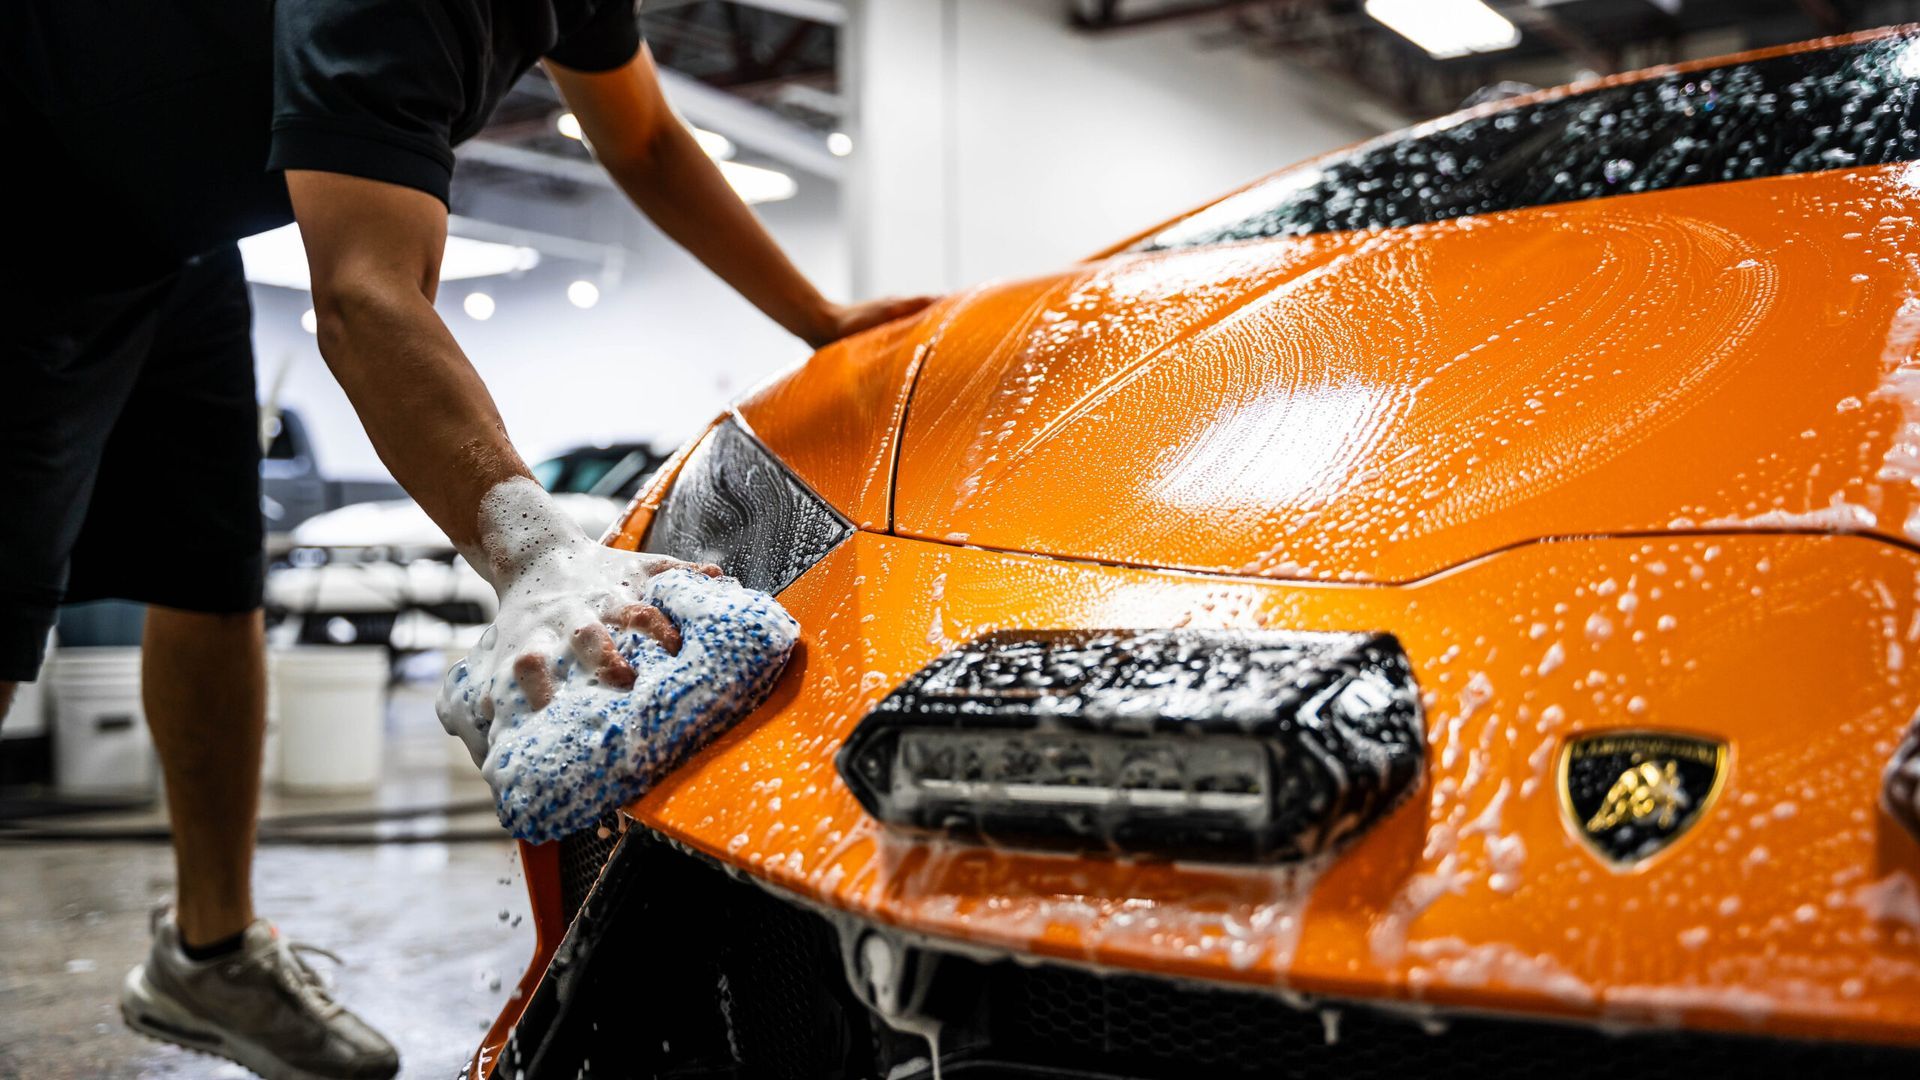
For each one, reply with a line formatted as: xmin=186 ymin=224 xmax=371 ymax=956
xmin=757 ymin=174 xmax=1920 ymax=582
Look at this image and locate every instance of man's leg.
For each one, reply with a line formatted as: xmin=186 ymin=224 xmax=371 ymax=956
xmin=141 ymin=606 xmax=265 ymax=948
xmin=82 ymin=248 xmax=397 ymax=1078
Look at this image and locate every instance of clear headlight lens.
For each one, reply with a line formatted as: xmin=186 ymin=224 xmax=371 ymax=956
xmin=837 ymin=628 xmax=1425 ymax=863
xmin=641 ymin=418 xmax=854 ymax=595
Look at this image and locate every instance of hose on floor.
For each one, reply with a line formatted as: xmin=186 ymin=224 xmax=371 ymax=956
xmin=0 ymin=797 xmax=507 ymax=845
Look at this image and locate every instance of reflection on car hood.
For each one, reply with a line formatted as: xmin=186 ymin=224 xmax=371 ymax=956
xmin=886 ymin=165 xmax=1920 ymax=582
xmin=290 ymin=493 xmax=623 ymax=551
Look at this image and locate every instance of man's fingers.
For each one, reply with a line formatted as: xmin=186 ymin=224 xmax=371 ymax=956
xmin=657 ymin=558 xmax=723 ymax=578
xmin=881 ymin=295 xmax=936 ymax=319
xmin=618 ymin=602 xmax=682 ymax=655
xmin=512 ymin=652 xmax=556 ymax=712
xmin=572 ymin=623 xmax=637 ymax=690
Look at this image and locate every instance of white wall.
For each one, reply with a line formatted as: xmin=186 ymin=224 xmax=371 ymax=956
xmin=845 ymin=0 xmax=1382 ymax=293
xmin=250 ymin=177 xmax=846 ymax=481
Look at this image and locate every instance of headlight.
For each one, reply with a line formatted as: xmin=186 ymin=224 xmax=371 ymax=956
xmin=837 ymin=628 xmax=1425 ymax=863
xmin=641 ymin=418 xmax=854 ymax=594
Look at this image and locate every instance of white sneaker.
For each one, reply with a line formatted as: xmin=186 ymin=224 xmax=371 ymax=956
xmin=120 ymin=911 xmax=399 ymax=1080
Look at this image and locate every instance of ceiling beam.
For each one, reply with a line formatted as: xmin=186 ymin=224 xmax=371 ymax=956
xmin=725 ymin=0 xmax=845 ymax=26
xmin=656 ymin=67 xmax=844 ymax=178
xmin=1497 ymin=1 xmax=1618 ymax=74
xmin=1070 ymin=0 xmax=1292 ymax=32
xmin=1793 ymin=0 xmax=1848 ymax=33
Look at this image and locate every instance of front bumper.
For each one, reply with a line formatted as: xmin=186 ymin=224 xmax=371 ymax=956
xmin=493 ymin=825 xmax=1920 ymax=1079
xmin=475 ymin=526 xmax=1920 ymax=1074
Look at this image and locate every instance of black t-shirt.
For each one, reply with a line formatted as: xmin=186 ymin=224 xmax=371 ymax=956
xmin=1 ymin=0 xmax=641 ymax=285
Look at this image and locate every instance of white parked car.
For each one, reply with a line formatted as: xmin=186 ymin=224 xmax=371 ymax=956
xmin=265 ymin=443 xmax=665 ymax=650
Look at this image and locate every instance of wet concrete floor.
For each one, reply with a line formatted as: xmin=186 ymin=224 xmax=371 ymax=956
xmin=0 ymin=684 xmax=536 ymax=1079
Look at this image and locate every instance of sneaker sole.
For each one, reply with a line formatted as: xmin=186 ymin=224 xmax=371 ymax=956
xmin=120 ymin=964 xmax=349 ymax=1080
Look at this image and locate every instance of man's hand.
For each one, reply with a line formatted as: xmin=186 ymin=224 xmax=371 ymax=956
xmin=802 ymin=295 xmax=938 ymax=350
xmin=436 ymin=477 xmax=721 ymax=766
xmin=549 ymin=50 xmax=938 ymax=350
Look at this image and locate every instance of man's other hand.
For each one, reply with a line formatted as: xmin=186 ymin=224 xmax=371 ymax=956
xmin=804 ymin=295 xmax=937 ymax=350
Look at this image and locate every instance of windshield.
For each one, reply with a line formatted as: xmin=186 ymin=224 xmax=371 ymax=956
xmin=1136 ymin=33 xmax=1920 ymax=252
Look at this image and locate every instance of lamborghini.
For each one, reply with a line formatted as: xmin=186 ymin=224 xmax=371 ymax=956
xmin=469 ymin=27 xmax=1920 ymax=1079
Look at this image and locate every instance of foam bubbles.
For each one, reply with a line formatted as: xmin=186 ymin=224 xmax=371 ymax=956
xmin=437 ymin=479 xmax=799 ymax=842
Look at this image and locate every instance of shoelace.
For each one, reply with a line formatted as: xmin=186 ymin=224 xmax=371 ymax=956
xmin=265 ymin=938 xmax=346 ymax=1021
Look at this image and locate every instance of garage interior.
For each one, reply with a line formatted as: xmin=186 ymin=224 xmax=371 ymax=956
xmin=7 ymin=1 xmax=1920 ymax=1077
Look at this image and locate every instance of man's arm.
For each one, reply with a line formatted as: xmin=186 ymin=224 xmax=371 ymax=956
xmin=547 ymin=48 xmax=930 ymax=349
xmin=287 ymin=170 xmax=526 ymax=554
xmin=288 ymin=169 xmax=701 ymax=714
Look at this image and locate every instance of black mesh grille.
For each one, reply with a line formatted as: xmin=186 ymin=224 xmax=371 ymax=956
xmin=986 ymin=964 xmax=1920 ymax=1079
xmin=555 ymin=821 xmax=618 ymax=925
xmin=511 ymin=830 xmax=1920 ymax=1080
xmin=999 ymin=963 xmax=1320 ymax=1069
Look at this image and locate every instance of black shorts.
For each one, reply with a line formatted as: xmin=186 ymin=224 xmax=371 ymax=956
xmin=0 ymin=247 xmax=264 ymax=682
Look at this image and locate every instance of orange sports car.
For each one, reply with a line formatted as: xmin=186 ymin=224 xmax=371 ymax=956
xmin=472 ymin=27 xmax=1920 ymax=1079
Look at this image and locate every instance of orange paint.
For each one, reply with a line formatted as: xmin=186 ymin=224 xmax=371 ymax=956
xmin=895 ymin=165 xmax=1920 ymax=582
xmin=615 ymin=532 xmax=1920 ymax=1045
xmin=475 ymin=29 xmax=1920 ymax=1073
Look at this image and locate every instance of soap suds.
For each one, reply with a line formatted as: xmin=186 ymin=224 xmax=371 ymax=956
xmin=437 ymin=478 xmax=800 ymax=842
xmin=1696 ymin=492 xmax=1877 ymax=532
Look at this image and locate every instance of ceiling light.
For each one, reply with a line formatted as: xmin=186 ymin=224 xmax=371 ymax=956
xmin=567 ymin=280 xmax=600 ymax=309
xmin=1900 ymin=39 xmax=1920 ymax=81
xmin=692 ymin=127 xmax=734 ymax=160
xmin=827 ymin=131 xmax=853 ymax=157
xmin=718 ymin=160 xmax=797 ymax=204
xmin=463 ymin=292 xmax=495 ymax=321
xmin=300 ymin=308 xmax=317 ymax=335
xmin=239 ymin=224 xmax=539 ymax=291
xmin=1364 ymin=0 xmax=1519 ymax=59
xmin=560 ymin=111 xmax=732 ymax=161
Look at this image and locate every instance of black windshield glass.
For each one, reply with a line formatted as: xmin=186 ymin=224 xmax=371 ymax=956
xmin=1136 ymin=34 xmax=1920 ymax=252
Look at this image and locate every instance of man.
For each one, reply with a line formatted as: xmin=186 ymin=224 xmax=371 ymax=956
xmin=0 ymin=2 xmax=928 ymax=1076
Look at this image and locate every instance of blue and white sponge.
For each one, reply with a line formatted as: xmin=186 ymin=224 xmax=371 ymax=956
xmin=443 ymin=568 xmax=800 ymax=843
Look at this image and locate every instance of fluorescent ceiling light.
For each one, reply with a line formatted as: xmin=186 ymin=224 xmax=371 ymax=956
xmin=693 ymin=127 xmax=735 ymax=160
xmin=557 ymin=110 xmax=733 ymax=161
xmin=239 ymin=224 xmax=539 ymax=291
xmin=718 ymin=160 xmax=797 ymax=204
xmin=1364 ymin=0 xmax=1519 ymax=59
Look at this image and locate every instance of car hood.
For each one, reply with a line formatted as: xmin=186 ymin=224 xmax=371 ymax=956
xmin=787 ymin=165 xmax=1920 ymax=583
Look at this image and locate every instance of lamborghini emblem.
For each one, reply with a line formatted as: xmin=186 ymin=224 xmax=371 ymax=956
xmin=1559 ymin=731 xmax=1726 ymax=868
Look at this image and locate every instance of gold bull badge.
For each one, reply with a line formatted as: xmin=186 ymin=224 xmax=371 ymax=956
xmin=1559 ymin=731 xmax=1727 ymax=868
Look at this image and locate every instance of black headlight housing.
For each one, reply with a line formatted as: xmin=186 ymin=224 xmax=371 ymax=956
xmin=641 ymin=418 xmax=853 ymax=595
xmin=837 ymin=628 xmax=1425 ymax=863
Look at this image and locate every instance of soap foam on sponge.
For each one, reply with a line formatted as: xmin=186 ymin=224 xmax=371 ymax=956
xmin=442 ymin=567 xmax=799 ymax=842
xmin=436 ymin=477 xmax=799 ymax=843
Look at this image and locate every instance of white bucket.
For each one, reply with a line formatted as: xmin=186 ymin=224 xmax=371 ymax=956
xmin=4 ymin=631 xmax=56 ymax=740
xmin=275 ymin=646 xmax=388 ymax=793
xmin=49 ymin=647 xmax=155 ymax=797
xmin=5 ymin=674 xmax=49 ymax=739
xmin=260 ymin=650 xmax=282 ymax=786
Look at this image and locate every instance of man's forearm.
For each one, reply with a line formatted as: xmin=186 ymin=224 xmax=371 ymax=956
xmin=602 ymin=120 xmax=836 ymax=344
xmin=310 ymin=281 xmax=529 ymax=556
